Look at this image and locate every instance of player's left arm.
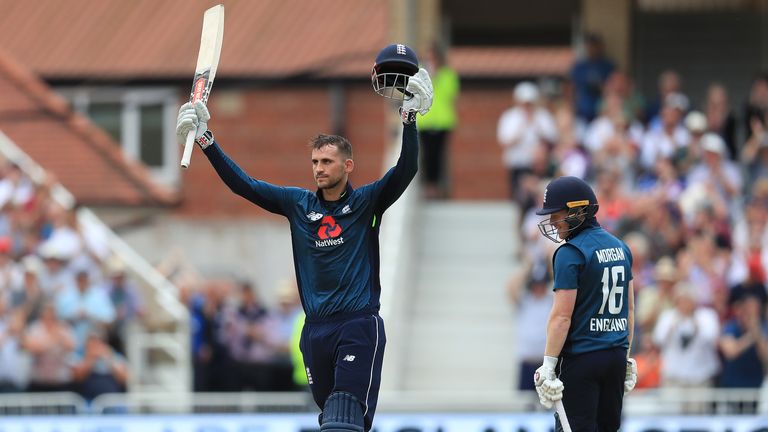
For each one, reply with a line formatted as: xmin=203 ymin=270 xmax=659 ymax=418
xmin=370 ymin=69 xmax=433 ymax=212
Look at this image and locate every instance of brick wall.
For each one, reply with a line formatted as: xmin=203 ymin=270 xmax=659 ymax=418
xmin=173 ymin=82 xmax=515 ymax=218
xmin=449 ymin=85 xmax=511 ymax=200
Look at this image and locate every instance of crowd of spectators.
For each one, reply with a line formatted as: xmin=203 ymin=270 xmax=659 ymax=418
xmin=506 ymin=33 xmax=768 ymax=413
xmin=0 ymin=167 xmax=139 ymax=402
xmin=163 ymin=268 xmax=305 ymax=393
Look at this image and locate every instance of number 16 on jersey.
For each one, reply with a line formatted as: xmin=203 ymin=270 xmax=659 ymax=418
xmin=180 ymin=4 xmax=225 ymax=169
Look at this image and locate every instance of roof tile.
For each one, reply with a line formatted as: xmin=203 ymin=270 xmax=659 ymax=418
xmin=0 ymin=0 xmax=570 ymax=79
xmin=0 ymin=48 xmax=178 ymax=206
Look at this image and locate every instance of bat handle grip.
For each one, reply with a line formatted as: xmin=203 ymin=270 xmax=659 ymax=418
xmin=180 ymin=130 xmax=196 ymax=169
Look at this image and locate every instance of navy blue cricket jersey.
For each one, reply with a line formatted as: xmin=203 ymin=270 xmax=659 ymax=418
xmin=552 ymin=225 xmax=633 ymax=355
xmin=202 ymin=124 xmax=418 ymax=320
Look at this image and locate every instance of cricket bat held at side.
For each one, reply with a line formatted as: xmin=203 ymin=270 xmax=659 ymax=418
xmin=181 ymin=4 xmax=225 ymax=169
xmin=555 ymin=400 xmax=573 ymax=432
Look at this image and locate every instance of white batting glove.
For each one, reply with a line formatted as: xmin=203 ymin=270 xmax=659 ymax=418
xmin=402 ymin=68 xmax=434 ymax=116
xmin=176 ymin=101 xmax=211 ymax=147
xmin=624 ymin=358 xmax=638 ymax=393
xmin=533 ymin=356 xmax=564 ymax=409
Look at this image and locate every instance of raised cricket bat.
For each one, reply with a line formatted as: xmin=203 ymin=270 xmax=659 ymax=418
xmin=555 ymin=400 xmax=573 ymax=432
xmin=180 ymin=4 xmax=225 ymax=169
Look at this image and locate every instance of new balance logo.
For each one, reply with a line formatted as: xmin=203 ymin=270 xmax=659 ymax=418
xmin=342 ymin=204 xmax=351 ymax=214
xmin=342 ymin=355 xmax=356 ymax=362
xmin=396 ymin=44 xmax=406 ymax=55
xmin=307 ymin=211 xmax=323 ymax=221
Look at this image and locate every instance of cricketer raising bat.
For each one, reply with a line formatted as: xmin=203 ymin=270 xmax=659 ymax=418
xmin=180 ymin=4 xmax=225 ymax=169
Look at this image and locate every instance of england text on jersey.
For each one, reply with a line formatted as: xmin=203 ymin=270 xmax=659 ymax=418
xmin=595 ymin=247 xmax=625 ymax=264
xmin=589 ymin=317 xmax=628 ymax=332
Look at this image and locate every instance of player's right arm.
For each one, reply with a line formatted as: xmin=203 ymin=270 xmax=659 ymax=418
xmin=545 ymin=288 xmax=576 ymax=357
xmin=176 ymin=102 xmax=296 ymax=215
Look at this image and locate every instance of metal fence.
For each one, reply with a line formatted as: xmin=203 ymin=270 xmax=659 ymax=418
xmin=0 ymin=389 xmax=762 ymax=416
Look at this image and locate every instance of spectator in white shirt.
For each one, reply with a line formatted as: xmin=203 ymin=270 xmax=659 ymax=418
xmin=653 ymin=282 xmax=720 ymax=389
xmin=497 ymin=82 xmax=558 ymax=211
xmin=687 ymin=133 xmax=743 ymax=214
xmin=640 ymin=92 xmax=691 ymax=171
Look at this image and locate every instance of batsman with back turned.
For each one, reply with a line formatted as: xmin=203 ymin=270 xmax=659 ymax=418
xmin=176 ymin=44 xmax=432 ymax=432
xmin=533 ymin=176 xmax=639 ymax=432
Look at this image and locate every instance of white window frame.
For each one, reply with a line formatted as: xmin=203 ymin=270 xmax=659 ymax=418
xmin=57 ymin=87 xmax=179 ymax=186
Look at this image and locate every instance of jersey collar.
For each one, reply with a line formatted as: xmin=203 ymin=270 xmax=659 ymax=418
xmin=316 ymin=181 xmax=355 ymax=203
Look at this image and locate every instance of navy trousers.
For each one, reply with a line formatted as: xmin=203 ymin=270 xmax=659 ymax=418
xmin=300 ymin=311 xmax=386 ymax=432
xmin=559 ymin=347 xmax=627 ymax=432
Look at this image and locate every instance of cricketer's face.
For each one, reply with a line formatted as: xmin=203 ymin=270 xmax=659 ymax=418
xmin=311 ymin=145 xmax=352 ymax=190
xmin=549 ymin=209 xmax=572 ymax=241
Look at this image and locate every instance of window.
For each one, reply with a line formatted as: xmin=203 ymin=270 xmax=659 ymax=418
xmin=58 ymin=87 xmax=179 ymax=185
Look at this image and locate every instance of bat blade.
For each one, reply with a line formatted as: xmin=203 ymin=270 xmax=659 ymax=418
xmin=181 ymin=4 xmax=225 ymax=169
xmin=555 ymin=400 xmax=573 ymax=432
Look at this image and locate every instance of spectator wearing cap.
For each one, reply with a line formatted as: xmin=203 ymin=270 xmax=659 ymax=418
xmin=678 ymin=110 xmax=708 ymax=175
xmin=637 ymin=256 xmax=679 ymax=335
xmin=103 ymin=257 xmax=143 ymax=354
xmin=70 ymin=329 xmax=127 ymax=402
xmin=570 ymin=33 xmax=615 ymax=123
xmin=39 ymin=203 xmax=81 ymax=263
xmin=717 ymin=292 xmax=768 ymax=393
xmin=37 ymin=242 xmax=76 ymax=295
xmin=653 ymin=282 xmax=720 ymax=392
xmin=507 ymin=260 xmax=552 ymax=392
xmin=55 ymin=269 xmax=115 ymax=353
xmin=639 ymin=92 xmax=691 ymax=171
xmin=687 ymin=133 xmax=743 ymax=212
xmin=497 ymin=81 xmax=558 ymax=212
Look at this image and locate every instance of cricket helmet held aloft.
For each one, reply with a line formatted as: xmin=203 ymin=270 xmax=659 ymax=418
xmin=536 ymin=176 xmax=599 ymax=243
xmin=371 ymin=43 xmax=419 ymax=100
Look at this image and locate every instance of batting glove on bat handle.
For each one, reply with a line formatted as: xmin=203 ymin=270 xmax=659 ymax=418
xmin=624 ymin=358 xmax=638 ymax=393
xmin=176 ymin=101 xmax=211 ymax=146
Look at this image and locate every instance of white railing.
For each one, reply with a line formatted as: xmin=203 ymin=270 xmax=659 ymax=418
xmin=0 ymin=389 xmax=760 ymax=415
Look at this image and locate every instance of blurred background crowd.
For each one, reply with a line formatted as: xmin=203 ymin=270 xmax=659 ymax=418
xmin=0 ymin=164 xmax=305 ymax=400
xmin=507 ymin=33 xmax=768 ymax=413
xmin=1 ymin=30 xmax=768 ymax=406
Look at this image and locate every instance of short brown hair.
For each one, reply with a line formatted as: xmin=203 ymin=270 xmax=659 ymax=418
xmin=310 ymin=134 xmax=353 ymax=159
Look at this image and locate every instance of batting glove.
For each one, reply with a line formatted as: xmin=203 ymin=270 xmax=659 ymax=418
xmin=401 ymin=68 xmax=433 ymax=119
xmin=624 ymin=358 xmax=638 ymax=393
xmin=176 ymin=101 xmax=211 ymax=148
xmin=534 ymin=356 xmax=563 ymax=409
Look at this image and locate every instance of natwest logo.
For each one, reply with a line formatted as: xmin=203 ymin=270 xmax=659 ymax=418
xmin=317 ymin=216 xmax=342 ymax=239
